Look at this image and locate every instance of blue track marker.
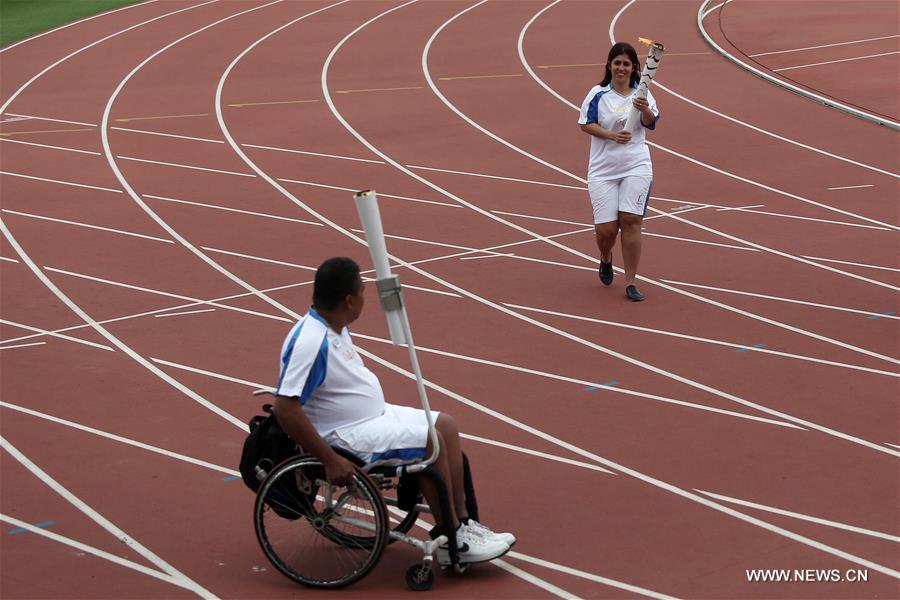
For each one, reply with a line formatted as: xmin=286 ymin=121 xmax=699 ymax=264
xmin=734 ymin=343 xmax=766 ymax=353
xmin=221 ymin=475 xmax=240 ymax=481
xmin=7 ymin=520 xmax=55 ymax=535
xmin=584 ymin=381 xmax=620 ymax=391
xmin=866 ymin=311 xmax=895 ymax=320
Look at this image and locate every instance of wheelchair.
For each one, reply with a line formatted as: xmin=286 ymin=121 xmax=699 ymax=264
xmin=252 ymin=444 xmax=479 ymax=591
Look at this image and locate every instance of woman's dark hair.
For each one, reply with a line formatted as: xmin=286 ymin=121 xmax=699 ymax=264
xmin=600 ymin=42 xmax=641 ymax=88
xmin=313 ymin=257 xmax=361 ymax=310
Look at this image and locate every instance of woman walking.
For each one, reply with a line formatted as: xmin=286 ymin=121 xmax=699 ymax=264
xmin=577 ymin=42 xmax=659 ymax=301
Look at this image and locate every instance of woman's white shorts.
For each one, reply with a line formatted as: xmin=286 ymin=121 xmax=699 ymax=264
xmin=327 ymin=403 xmax=440 ymax=467
xmin=588 ymin=176 xmax=652 ymax=224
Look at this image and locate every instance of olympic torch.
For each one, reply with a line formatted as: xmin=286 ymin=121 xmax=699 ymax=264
xmin=353 ymin=190 xmax=440 ymax=474
xmin=623 ymin=37 xmax=665 ymax=134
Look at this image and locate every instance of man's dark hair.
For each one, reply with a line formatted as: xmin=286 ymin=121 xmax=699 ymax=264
xmin=313 ymin=257 xmax=361 ymax=310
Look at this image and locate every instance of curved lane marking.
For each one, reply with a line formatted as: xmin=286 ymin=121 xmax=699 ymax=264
xmin=696 ymin=0 xmax=900 ymax=130
xmin=217 ymin=0 xmax=900 ymax=582
xmin=0 ymin=437 xmax=215 ymax=598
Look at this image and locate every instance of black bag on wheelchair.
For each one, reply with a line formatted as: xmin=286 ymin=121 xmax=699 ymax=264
xmin=238 ymin=403 xmax=299 ymax=493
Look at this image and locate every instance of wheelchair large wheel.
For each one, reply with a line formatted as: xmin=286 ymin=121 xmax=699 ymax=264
xmin=254 ymin=455 xmax=388 ymax=588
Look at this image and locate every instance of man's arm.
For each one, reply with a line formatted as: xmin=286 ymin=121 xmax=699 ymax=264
xmin=274 ymin=394 xmax=356 ymax=485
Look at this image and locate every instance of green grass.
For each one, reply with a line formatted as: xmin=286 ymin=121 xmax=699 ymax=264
xmin=0 ymin=0 xmax=143 ymax=48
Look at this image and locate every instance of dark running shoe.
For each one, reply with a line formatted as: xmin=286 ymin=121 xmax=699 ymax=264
xmin=598 ymin=260 xmax=614 ymax=286
xmin=625 ymin=285 xmax=645 ymax=302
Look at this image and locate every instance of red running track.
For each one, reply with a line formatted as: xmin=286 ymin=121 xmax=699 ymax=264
xmin=1 ymin=1 xmax=898 ymax=598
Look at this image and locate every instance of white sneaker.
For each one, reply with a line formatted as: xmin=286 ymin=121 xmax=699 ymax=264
xmin=436 ymin=525 xmax=510 ymax=566
xmin=464 ymin=519 xmax=516 ymax=547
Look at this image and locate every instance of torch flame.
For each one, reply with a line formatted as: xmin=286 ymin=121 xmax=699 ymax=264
xmin=638 ymin=37 xmax=654 ymax=45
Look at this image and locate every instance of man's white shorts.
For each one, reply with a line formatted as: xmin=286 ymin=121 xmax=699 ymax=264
xmin=588 ymin=176 xmax=652 ymax=224
xmin=328 ymin=403 xmax=439 ymax=467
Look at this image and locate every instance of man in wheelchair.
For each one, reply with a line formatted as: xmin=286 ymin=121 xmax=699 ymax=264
xmin=273 ymin=257 xmax=515 ymax=566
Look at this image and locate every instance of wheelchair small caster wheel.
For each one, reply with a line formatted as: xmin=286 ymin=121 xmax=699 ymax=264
xmin=405 ymin=563 xmax=434 ymax=591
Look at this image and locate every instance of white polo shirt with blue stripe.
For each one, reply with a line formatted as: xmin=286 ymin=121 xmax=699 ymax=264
xmin=578 ymin=83 xmax=659 ymax=182
xmin=276 ymin=308 xmax=386 ymax=437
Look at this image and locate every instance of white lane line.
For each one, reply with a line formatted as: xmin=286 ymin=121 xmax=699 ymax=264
xmin=491 ymin=560 xmax=585 ymax=600
xmin=439 ymin=1 xmax=900 ymax=347
xmin=0 ymin=341 xmax=46 ymax=350
xmin=750 ymin=34 xmax=900 ymax=57
xmin=700 ymin=0 xmax=729 ymax=19
xmin=112 ymin=126 xmax=223 ymax=143
xmin=0 ymin=319 xmax=114 ymax=351
xmin=0 ymin=137 xmax=101 ymax=155
xmin=0 ymin=0 xmax=217 ymax=118
xmin=242 ymin=142 xmax=383 ymax=164
xmin=697 ymin=490 xmax=900 ymax=543
xmin=151 ymin=357 xmax=273 ymax=389
xmin=886 ymin=443 xmax=900 ymax=450
xmin=201 ymin=246 xmax=318 ymax=270
xmin=1 ymin=437 xmax=216 ymax=598
xmin=351 ymin=332 xmax=801 ymax=429
xmin=0 ymin=3 xmax=272 ymax=460
xmin=642 ymin=231 xmax=758 ymax=251
xmin=377 ymin=349 xmax=900 ymax=580
xmin=117 ymin=155 xmax=255 ymax=177
xmin=144 ymin=193 xmax=323 ymax=226
xmin=201 ymin=244 xmax=458 ymax=297
xmin=662 ymin=279 xmax=900 ymax=320
xmin=154 ymin=308 xmax=216 ymax=318
xmin=0 ymin=515 xmax=189 ymax=591
xmin=505 ymin=552 xmax=675 ymax=600
xmin=2 ymin=113 xmax=96 ymax=127
xmin=227 ymin=7 xmax=898 ymax=584
xmin=324 ymin=0 xmax=900 ymax=454
xmin=0 ymin=170 xmax=121 ymax=193
xmin=695 ymin=0 xmax=899 ymax=130
xmin=459 ymin=433 xmax=614 ymax=474
xmin=502 ymin=303 xmax=898 ymax=378
xmin=44 ymin=266 xmax=287 ymax=323
xmin=408 ymin=164 xmax=586 ymax=190
xmin=809 ymin=256 xmax=900 ymax=273
xmin=0 ymin=279 xmax=312 ymax=347
xmin=4 ymin=239 xmax=526 ymax=348
xmin=677 ymin=7 xmax=900 ymax=169
xmin=715 ymin=204 xmax=765 ymax=212
xmin=150 ymin=358 xmax=626 ymax=470
xmin=0 ymin=401 xmax=238 ymax=475
xmin=492 ymin=210 xmax=588 ymax=227
xmin=827 ymin=184 xmax=874 ymax=191
xmin=466 ymin=3 xmax=900 ymax=297
xmin=349 ymin=227 xmax=513 ymax=256
xmin=727 ymin=207 xmax=890 ymax=230
xmin=1 ymin=210 xmax=173 ymax=243
xmin=278 ymin=177 xmax=458 ymax=207
xmin=0 ymin=256 xmax=20 ymax=263
xmin=0 ymin=404 xmax=607 ymax=600
xmin=1 ymin=220 xmax=247 ymax=430
xmin=775 ymin=51 xmax=900 ymax=72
